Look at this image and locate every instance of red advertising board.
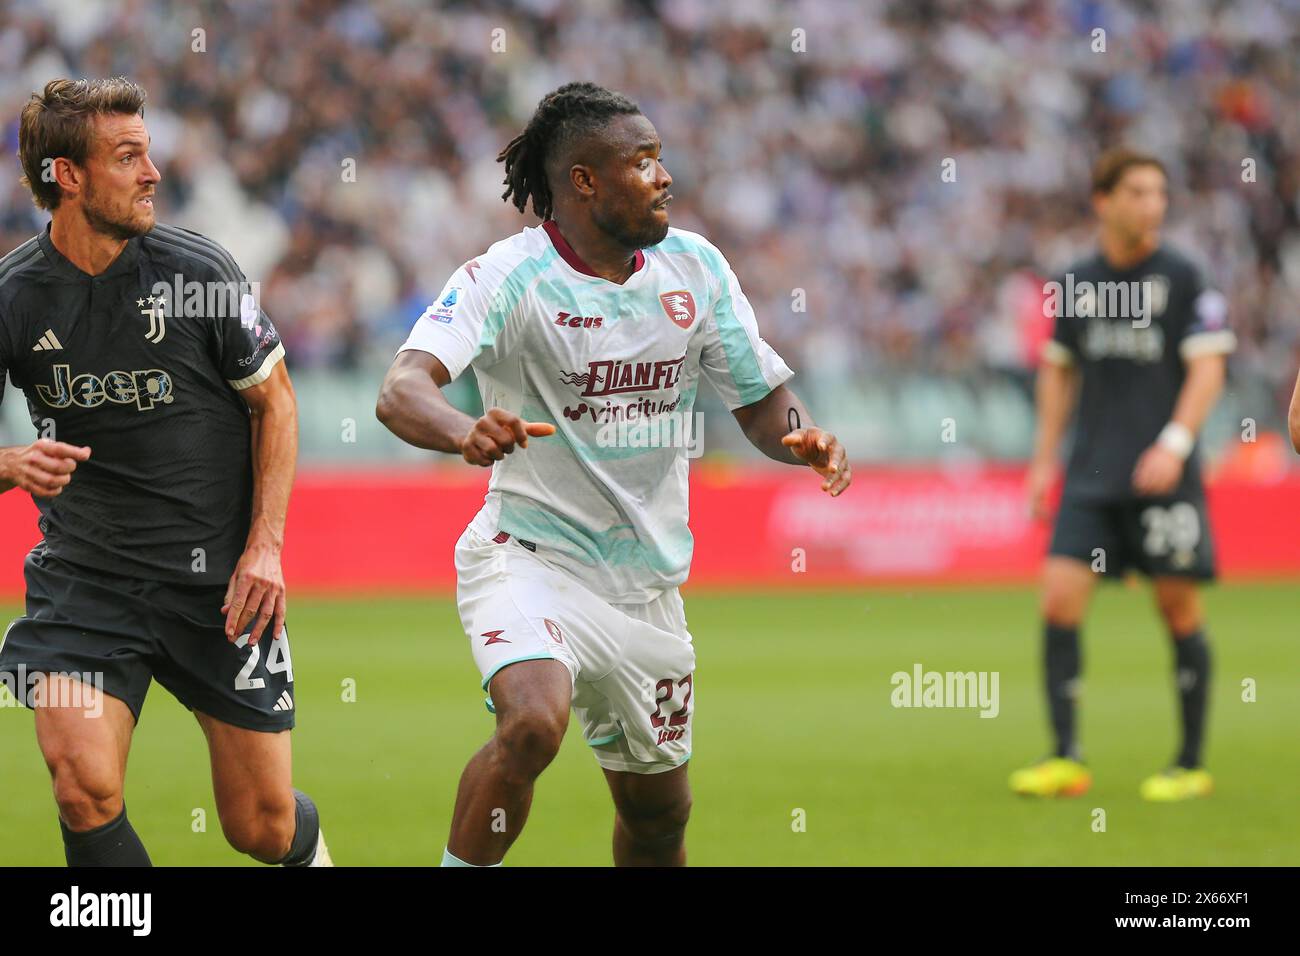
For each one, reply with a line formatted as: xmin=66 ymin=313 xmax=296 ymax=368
xmin=0 ymin=465 xmax=1296 ymax=597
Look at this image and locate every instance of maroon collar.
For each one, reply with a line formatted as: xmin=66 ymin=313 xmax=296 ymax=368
xmin=542 ymin=219 xmax=645 ymax=280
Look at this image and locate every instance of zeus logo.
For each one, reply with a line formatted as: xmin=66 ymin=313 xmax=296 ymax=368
xmin=35 ymin=364 xmax=174 ymax=411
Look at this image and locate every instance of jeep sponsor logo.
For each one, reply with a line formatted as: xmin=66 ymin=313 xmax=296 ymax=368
xmin=558 ymin=354 xmax=685 ymax=397
xmin=35 ymin=364 xmax=174 ymax=410
xmin=1081 ymin=319 xmax=1165 ymax=363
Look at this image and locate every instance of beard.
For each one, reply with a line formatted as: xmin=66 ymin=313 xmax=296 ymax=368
xmin=593 ymin=202 xmax=670 ymax=251
xmin=82 ymin=178 xmax=154 ymax=241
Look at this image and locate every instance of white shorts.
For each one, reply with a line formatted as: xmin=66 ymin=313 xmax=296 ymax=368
xmin=453 ymin=525 xmax=695 ymax=775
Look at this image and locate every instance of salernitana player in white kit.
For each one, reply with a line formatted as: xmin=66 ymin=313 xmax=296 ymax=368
xmin=377 ymin=82 xmax=851 ymax=866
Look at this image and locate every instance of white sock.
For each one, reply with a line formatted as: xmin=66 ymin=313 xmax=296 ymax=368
xmin=442 ymin=847 xmax=501 ymax=867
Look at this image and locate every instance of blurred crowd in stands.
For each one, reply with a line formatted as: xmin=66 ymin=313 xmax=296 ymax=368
xmin=2 ymin=0 xmax=1297 ymax=455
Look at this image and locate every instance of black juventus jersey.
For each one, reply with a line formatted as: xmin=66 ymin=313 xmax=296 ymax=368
xmin=0 ymin=222 xmax=285 ymax=585
xmin=1044 ymin=244 xmax=1236 ymax=501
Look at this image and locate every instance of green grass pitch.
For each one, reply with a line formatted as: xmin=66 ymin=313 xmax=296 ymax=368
xmin=1 ymin=582 xmax=1295 ymax=866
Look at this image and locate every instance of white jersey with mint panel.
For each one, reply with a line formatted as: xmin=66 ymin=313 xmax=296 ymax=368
xmin=400 ymin=224 xmax=793 ymax=603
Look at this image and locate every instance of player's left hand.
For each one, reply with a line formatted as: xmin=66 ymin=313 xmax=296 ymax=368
xmin=222 ymin=539 xmax=286 ymax=646
xmin=781 ymin=427 xmax=851 ymax=496
xmin=1132 ymin=444 xmax=1184 ymax=496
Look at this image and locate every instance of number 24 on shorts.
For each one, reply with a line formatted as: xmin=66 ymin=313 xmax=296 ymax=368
xmin=232 ymin=629 xmax=294 ymax=690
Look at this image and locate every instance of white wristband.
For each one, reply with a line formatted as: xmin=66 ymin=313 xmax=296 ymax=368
xmin=1157 ymin=422 xmax=1194 ymax=460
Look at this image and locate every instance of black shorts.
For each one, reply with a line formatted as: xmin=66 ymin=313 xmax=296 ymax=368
xmin=1049 ymin=493 xmax=1216 ymax=581
xmin=0 ymin=545 xmax=295 ymax=732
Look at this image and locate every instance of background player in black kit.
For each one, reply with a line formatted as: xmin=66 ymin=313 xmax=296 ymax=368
xmin=1011 ymin=148 xmax=1236 ymax=802
xmin=0 ymin=78 xmax=329 ymax=865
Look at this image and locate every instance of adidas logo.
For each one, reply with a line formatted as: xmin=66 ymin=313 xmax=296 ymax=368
xmin=272 ymin=690 xmax=294 ymax=712
xmin=32 ymin=330 xmax=63 ymax=351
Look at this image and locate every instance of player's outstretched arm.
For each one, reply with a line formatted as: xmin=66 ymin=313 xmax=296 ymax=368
xmin=375 ymin=350 xmax=555 ymax=466
xmin=732 ymin=383 xmax=851 ymax=496
xmin=376 ymin=350 xmax=475 ymax=453
xmin=0 ymin=439 xmax=91 ymax=497
xmin=223 ymin=361 xmax=298 ymax=645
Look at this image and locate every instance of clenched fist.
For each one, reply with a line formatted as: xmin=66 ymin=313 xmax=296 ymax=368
xmin=0 ymin=439 xmax=92 ymax=497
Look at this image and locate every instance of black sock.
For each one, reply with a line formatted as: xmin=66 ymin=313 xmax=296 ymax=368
xmin=61 ymin=806 xmax=152 ymax=867
xmin=277 ymin=789 xmax=321 ymax=866
xmin=1172 ymin=630 xmax=1211 ymax=769
xmin=1044 ymin=623 xmax=1082 ymax=760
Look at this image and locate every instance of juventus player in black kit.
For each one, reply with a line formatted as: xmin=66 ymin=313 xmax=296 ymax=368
xmin=1011 ymin=149 xmax=1235 ymax=802
xmin=0 ymin=78 xmax=329 ymax=865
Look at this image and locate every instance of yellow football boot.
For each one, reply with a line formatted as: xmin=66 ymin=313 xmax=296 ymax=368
xmin=1009 ymin=757 xmax=1093 ymax=797
xmin=1139 ymin=767 xmax=1213 ymax=802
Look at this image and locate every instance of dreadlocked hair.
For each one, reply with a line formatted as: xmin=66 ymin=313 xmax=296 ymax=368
xmin=498 ymin=82 xmax=641 ymax=220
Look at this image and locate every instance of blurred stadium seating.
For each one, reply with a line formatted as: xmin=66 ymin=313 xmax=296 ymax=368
xmin=1 ymin=0 xmax=1297 ymax=465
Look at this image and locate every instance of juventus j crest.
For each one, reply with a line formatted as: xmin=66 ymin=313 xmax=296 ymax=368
xmin=137 ymin=294 xmax=167 ymax=344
